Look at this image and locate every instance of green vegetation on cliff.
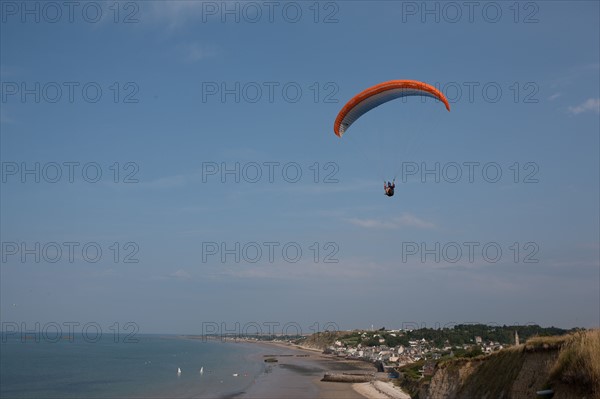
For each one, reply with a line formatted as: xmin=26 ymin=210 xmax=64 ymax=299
xmin=310 ymin=324 xmax=575 ymax=349
xmin=549 ymin=330 xmax=600 ymax=397
xmin=402 ymin=329 xmax=600 ymax=399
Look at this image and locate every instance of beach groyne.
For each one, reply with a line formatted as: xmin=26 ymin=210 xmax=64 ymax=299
xmin=322 ymin=371 xmax=392 ymax=383
xmin=322 ymin=372 xmax=374 ymax=383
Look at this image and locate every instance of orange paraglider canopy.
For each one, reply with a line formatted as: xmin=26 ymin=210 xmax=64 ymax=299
xmin=334 ymin=80 xmax=450 ymax=137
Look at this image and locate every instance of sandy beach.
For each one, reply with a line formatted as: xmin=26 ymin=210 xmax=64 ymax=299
xmin=353 ymin=381 xmax=412 ymax=399
xmin=235 ymin=341 xmax=411 ymax=399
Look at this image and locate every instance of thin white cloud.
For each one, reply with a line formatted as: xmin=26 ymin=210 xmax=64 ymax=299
xmin=548 ymin=63 xmax=600 ymax=89
xmin=396 ymin=213 xmax=437 ymax=229
xmin=145 ymin=1 xmax=206 ymax=30
xmin=345 ymin=213 xmax=436 ymax=230
xmin=256 ymin=181 xmax=374 ymax=195
xmin=169 ymin=269 xmax=191 ymax=279
xmin=218 ymin=258 xmax=387 ymax=281
xmin=567 ymin=98 xmax=600 ymax=115
xmin=177 ymin=42 xmax=219 ymax=62
xmin=548 ymin=93 xmax=561 ymax=101
xmin=345 ymin=218 xmax=398 ymax=229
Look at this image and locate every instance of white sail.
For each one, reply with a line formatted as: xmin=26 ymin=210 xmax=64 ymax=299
xmin=200 ymin=367 xmax=204 ymax=374
xmin=177 ymin=367 xmax=182 ymax=375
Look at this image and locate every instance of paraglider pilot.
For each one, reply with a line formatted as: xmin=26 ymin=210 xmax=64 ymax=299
xmin=384 ymin=180 xmax=395 ymax=197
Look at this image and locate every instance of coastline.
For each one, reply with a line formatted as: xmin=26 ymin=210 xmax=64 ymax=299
xmin=353 ymin=381 xmax=412 ymax=399
xmin=228 ymin=340 xmax=411 ymax=399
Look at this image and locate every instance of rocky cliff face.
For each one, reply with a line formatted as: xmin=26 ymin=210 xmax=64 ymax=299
xmin=510 ymin=350 xmax=559 ymax=398
xmin=420 ymin=337 xmax=598 ymax=399
xmin=422 ymin=360 xmax=479 ymax=399
xmin=296 ymin=331 xmax=346 ymax=351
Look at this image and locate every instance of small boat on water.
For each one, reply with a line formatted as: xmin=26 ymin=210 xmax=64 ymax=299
xmin=200 ymin=367 xmax=204 ymax=375
xmin=232 ymin=373 xmax=238 ymax=377
xmin=177 ymin=367 xmax=182 ymax=375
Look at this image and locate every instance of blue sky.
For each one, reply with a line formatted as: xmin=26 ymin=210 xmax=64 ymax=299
xmin=1 ymin=1 xmax=599 ymax=335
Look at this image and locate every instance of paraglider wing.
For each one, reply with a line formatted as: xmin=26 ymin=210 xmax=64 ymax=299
xmin=333 ymin=80 xmax=450 ymax=137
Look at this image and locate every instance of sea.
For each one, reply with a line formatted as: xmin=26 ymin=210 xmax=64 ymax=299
xmin=0 ymin=334 xmax=270 ymax=398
